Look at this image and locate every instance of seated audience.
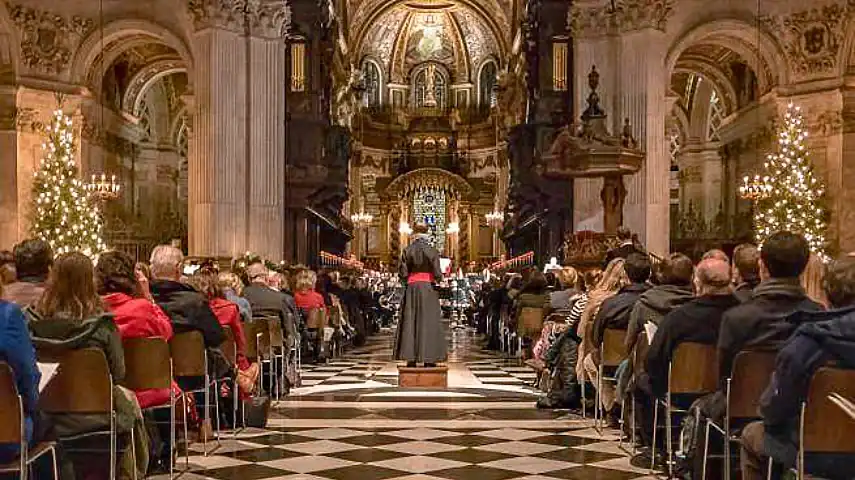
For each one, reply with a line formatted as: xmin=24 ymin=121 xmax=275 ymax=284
xmin=338 ymin=276 xmax=366 ymax=346
xmin=732 ymin=243 xmax=760 ymax=303
xmin=2 ymin=239 xmax=52 ymax=306
xmin=0 ymin=250 xmax=14 ymax=286
xmin=741 ymin=255 xmax=855 ymax=480
xmin=293 ymin=269 xmax=328 ymax=362
xmin=147 ymin=245 xmax=225 ymax=348
xmin=96 ymin=250 xmax=174 ymax=408
xmin=0 ymin=286 xmax=40 ymax=462
xmin=547 ymin=267 xmax=583 ymax=318
xmin=243 ymin=262 xmax=299 ymax=344
xmin=27 ymin=252 xmax=147 ymax=478
xmin=218 ymin=271 xmax=252 ymax=323
xmin=576 ymin=259 xmax=628 ymax=385
xmin=801 ymin=252 xmax=829 ymax=309
xmin=513 ymin=271 xmax=551 ymax=356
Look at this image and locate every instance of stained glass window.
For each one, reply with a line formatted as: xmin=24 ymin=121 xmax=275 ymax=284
xmin=479 ymin=61 xmax=497 ymax=107
xmin=363 ymin=60 xmax=381 ymax=107
xmin=708 ymin=90 xmax=724 ymax=141
xmin=414 ymin=67 xmax=446 ymax=109
xmin=411 ymin=187 xmax=447 ymax=250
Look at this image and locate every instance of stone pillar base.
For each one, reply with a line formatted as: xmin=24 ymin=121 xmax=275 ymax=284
xmin=398 ymin=365 xmax=448 ymax=388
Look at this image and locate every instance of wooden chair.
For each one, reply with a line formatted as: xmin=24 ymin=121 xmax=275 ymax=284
xmin=0 ymin=362 xmax=59 ymax=480
xmin=652 ymin=342 xmax=718 ymax=476
xmin=170 ymin=331 xmax=219 ymax=457
xmin=121 ymin=337 xmax=180 ymax=478
xmin=245 ymin=317 xmax=273 ymax=393
xmin=702 ymin=350 xmax=777 ymax=480
xmin=796 ymin=367 xmax=855 ymax=479
xmin=37 ymin=348 xmax=119 ymax=480
xmin=218 ymin=327 xmax=243 ymax=438
xmin=268 ymin=317 xmax=286 ymax=400
xmin=596 ymin=328 xmax=628 ymax=432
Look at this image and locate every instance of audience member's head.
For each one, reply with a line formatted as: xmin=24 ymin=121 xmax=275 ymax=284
xmin=507 ymin=275 xmax=523 ymax=291
xmin=340 ymin=276 xmax=353 ymax=290
xmin=0 ymin=250 xmax=14 ymax=285
xmin=149 ymin=245 xmax=183 ymax=281
xmin=702 ymin=249 xmax=730 ymax=264
xmin=658 ymin=253 xmax=694 ymax=286
xmin=13 ymin=238 xmax=53 ymax=281
xmin=597 ymin=258 xmax=629 ymax=293
xmin=624 ymin=253 xmax=652 ymax=284
xmin=218 ymin=272 xmax=245 ymax=296
xmin=801 ymin=253 xmax=828 ymax=307
xmin=760 ymin=231 xmax=810 ymax=280
xmin=267 ymin=271 xmax=282 ymax=290
xmin=694 ymin=258 xmax=733 ymax=296
xmin=186 ymin=269 xmax=223 ymax=300
xmin=295 ymin=269 xmax=318 ymax=293
xmin=275 ymin=272 xmax=290 ymax=292
xmin=245 ymin=262 xmax=268 ymax=285
xmin=616 ymin=226 xmax=632 ymax=242
xmin=545 ymin=271 xmax=558 ymax=289
xmin=555 ymin=267 xmax=579 ymax=290
xmin=95 ymin=250 xmax=137 ymax=296
xmin=732 ymin=243 xmax=760 ymax=285
xmin=522 ymin=271 xmax=548 ymax=294
xmin=582 ymin=269 xmax=603 ymax=292
xmin=413 ymin=221 xmax=429 ymax=235
xmin=38 ymin=252 xmax=103 ymax=321
xmin=823 ymin=256 xmax=855 ymax=309
xmin=135 ymin=262 xmax=152 ymax=283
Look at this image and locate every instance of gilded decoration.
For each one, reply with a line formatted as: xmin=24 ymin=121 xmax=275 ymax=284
xmin=384 ymin=167 xmax=474 ymax=200
xmin=759 ymin=3 xmax=848 ymax=78
xmin=568 ymin=0 xmax=675 ymax=37
xmin=187 ymin=0 xmax=288 ymax=35
xmin=6 ymin=3 xmax=93 ymax=75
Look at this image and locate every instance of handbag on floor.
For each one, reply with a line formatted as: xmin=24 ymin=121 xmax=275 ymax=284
xmin=243 ymin=394 xmax=271 ymax=428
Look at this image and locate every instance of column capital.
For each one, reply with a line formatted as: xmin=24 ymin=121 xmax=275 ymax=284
xmin=187 ymin=0 xmax=290 ymax=37
xmin=187 ymin=0 xmax=246 ymax=32
xmin=248 ymin=0 xmax=291 ymax=39
xmin=569 ymin=0 xmax=675 ymax=38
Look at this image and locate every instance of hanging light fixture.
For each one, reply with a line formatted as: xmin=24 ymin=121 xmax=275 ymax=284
xmin=445 ymin=222 xmax=460 ymax=234
xmin=485 ymin=210 xmax=504 ymax=228
xmin=399 ymin=221 xmax=412 ymax=234
xmin=350 ymin=210 xmax=374 ymax=228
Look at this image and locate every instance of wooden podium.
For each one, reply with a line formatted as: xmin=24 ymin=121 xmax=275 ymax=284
xmin=398 ymin=365 xmax=448 ymax=388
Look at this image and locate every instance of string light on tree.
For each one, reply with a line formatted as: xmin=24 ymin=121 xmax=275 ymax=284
xmin=740 ymin=103 xmax=829 ymax=256
xmin=29 ymin=109 xmax=107 ymax=257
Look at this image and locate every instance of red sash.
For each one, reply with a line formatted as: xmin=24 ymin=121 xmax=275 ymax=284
xmin=407 ymin=272 xmax=433 ymax=284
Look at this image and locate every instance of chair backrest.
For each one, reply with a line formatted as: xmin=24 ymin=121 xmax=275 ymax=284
xmin=518 ymin=307 xmax=545 ymax=335
xmin=305 ymin=309 xmax=327 ymax=329
xmin=802 ymin=367 xmax=855 ymax=453
xmin=601 ymin=328 xmax=628 ymax=366
xmin=269 ymin=317 xmax=285 ymax=348
xmin=39 ymin=347 xmax=113 ymax=414
xmin=244 ymin=318 xmax=271 ymax=360
xmin=122 ymin=337 xmax=172 ymax=391
xmin=669 ymin=342 xmax=718 ymax=395
xmin=728 ymin=351 xmax=778 ymax=419
xmin=169 ymin=330 xmax=206 ymax=377
xmin=221 ymin=326 xmax=237 ymax=365
xmin=0 ymin=362 xmax=21 ymax=444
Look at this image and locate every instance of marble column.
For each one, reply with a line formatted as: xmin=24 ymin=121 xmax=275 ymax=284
xmin=186 ymin=4 xmax=248 ymax=258
xmin=247 ymin=5 xmax=288 ymax=261
xmin=572 ymin=4 xmax=672 ymax=256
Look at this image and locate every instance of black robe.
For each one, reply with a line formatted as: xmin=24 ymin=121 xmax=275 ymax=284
xmin=394 ymin=235 xmax=447 ymax=363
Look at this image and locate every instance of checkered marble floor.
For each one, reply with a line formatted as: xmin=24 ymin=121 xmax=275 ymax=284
xmin=151 ymin=330 xmax=658 ymax=480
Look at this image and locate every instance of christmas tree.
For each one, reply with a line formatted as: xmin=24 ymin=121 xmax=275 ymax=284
xmin=30 ymin=110 xmax=107 ymax=257
xmin=745 ymin=103 xmax=828 ymax=256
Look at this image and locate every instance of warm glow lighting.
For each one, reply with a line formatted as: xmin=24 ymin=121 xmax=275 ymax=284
xmin=290 ymin=42 xmax=306 ymax=92
xmin=86 ymin=172 xmax=121 ymax=200
xmin=485 ymin=210 xmax=504 ymax=228
xmin=445 ymin=222 xmax=460 ymax=234
xmin=399 ymin=221 xmax=412 ymax=234
xmin=350 ymin=210 xmax=374 ymax=229
xmin=552 ymin=42 xmax=568 ymax=91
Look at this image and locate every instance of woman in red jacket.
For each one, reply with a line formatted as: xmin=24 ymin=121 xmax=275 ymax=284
xmin=188 ymin=269 xmax=258 ymax=393
xmin=96 ymin=251 xmax=175 ymax=408
xmin=294 ymin=269 xmax=328 ymax=362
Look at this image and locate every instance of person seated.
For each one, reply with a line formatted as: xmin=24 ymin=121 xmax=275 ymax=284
xmin=337 ymin=276 xmax=366 ymax=346
xmin=1 ymin=239 xmax=52 ymax=306
xmin=218 ymin=272 xmax=252 ymax=323
xmin=27 ymin=252 xmax=147 ymax=478
xmin=513 ymin=271 xmax=551 ymax=357
xmin=547 ymin=267 xmax=584 ymax=319
xmin=242 ymin=262 xmax=299 ymax=347
xmin=293 ymin=269 xmax=328 ymax=362
xmin=147 ymin=245 xmax=225 ymax=349
xmin=0 ymin=288 xmax=40 ymax=463
xmin=96 ymin=250 xmax=174 ymax=409
xmin=740 ymin=255 xmax=855 ymax=480
xmin=732 ymin=243 xmax=760 ymax=303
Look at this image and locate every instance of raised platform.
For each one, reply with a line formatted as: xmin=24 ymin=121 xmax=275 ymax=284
xmin=398 ymin=365 xmax=448 ymax=388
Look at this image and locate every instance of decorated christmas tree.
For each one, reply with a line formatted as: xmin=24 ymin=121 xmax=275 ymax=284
xmin=742 ymin=103 xmax=828 ymax=256
xmin=30 ymin=110 xmax=107 ymax=257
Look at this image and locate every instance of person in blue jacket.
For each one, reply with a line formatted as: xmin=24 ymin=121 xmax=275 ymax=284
xmin=0 ymin=288 xmax=41 ymax=461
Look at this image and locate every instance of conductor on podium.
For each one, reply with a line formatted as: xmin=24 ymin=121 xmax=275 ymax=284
xmin=394 ymin=221 xmax=447 ymax=367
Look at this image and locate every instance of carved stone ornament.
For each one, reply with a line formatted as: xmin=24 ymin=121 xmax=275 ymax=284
xmin=568 ymin=0 xmax=675 ymax=37
xmin=7 ymin=3 xmax=93 ymax=75
xmin=808 ymin=109 xmax=844 ymax=137
xmin=759 ymin=3 xmax=848 ymax=78
xmin=187 ymin=0 xmax=249 ymax=32
xmin=247 ymin=0 xmax=290 ymax=38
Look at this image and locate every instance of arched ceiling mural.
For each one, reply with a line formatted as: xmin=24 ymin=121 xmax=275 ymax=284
xmin=354 ymin=1 xmax=504 ymax=83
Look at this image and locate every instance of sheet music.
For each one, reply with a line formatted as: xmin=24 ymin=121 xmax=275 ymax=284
xmin=37 ymin=362 xmax=59 ymax=392
xmin=644 ymin=322 xmax=658 ymax=341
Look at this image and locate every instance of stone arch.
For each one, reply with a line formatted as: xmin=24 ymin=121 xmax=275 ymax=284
xmin=665 ymin=18 xmax=789 ymax=91
xmin=124 ymin=61 xmax=188 ymax=116
xmin=70 ymin=19 xmax=193 ymax=87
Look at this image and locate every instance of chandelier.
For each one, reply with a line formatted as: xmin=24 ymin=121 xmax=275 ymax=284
xmin=350 ymin=210 xmax=374 ymax=229
xmin=485 ymin=210 xmax=504 ymax=228
xmin=86 ymin=173 xmax=121 ymax=200
xmin=739 ymin=175 xmax=772 ymax=200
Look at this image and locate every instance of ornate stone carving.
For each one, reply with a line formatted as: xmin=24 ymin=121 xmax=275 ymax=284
xmin=807 ymin=109 xmax=843 ymax=137
xmin=759 ymin=4 xmax=848 ymax=78
xmin=247 ymin=0 xmax=290 ymax=38
xmin=569 ymin=0 xmax=675 ymax=37
xmin=0 ymin=107 xmax=45 ymax=132
xmin=6 ymin=3 xmax=93 ymax=75
xmin=186 ymin=0 xmax=247 ymax=32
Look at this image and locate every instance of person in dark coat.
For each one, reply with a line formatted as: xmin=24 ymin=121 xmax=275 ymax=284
xmin=645 ymin=257 xmax=738 ymax=398
xmin=338 ymin=276 xmax=366 ymax=346
xmin=603 ymin=226 xmax=644 ymax=269
xmin=1 ymin=238 xmax=52 ymax=307
xmin=592 ymin=253 xmax=651 ymax=349
xmin=394 ymin=222 xmax=447 ymax=367
xmin=741 ymin=255 xmax=855 ymax=480
xmin=732 ymin=243 xmax=760 ymax=303
xmin=243 ymin=262 xmax=299 ymax=344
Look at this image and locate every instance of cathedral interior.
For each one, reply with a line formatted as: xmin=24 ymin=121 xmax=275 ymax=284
xmin=0 ymin=0 xmax=854 ymax=265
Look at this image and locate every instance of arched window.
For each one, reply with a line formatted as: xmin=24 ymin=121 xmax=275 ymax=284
xmin=478 ymin=61 xmax=497 ymax=107
xmin=707 ymin=89 xmax=724 ymax=141
xmin=413 ymin=65 xmax=447 ymax=109
xmin=362 ymin=60 xmax=382 ymax=107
